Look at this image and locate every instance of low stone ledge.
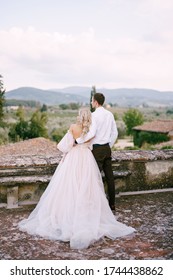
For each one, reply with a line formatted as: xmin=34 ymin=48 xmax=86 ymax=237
xmin=1 ymin=149 xmax=173 ymax=168
xmin=112 ymin=149 xmax=173 ymax=162
xmin=0 ymin=141 xmax=173 ymax=208
xmin=0 ymin=175 xmax=52 ymax=186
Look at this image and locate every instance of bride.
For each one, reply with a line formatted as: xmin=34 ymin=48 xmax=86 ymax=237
xmin=18 ymin=108 xmax=135 ymax=249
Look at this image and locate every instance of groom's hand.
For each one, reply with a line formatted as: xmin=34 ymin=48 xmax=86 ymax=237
xmin=73 ymin=139 xmax=78 ymax=146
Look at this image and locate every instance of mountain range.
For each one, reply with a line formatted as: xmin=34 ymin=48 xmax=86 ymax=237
xmin=5 ymin=86 xmax=173 ymax=107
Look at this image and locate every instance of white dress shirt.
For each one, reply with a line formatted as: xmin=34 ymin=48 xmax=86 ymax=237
xmin=77 ymin=107 xmax=118 ymax=148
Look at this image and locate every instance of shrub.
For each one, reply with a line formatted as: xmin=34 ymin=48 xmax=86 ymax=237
xmin=0 ymin=127 xmax=9 ymax=144
xmin=134 ymin=131 xmax=169 ymax=147
xmin=117 ymin=121 xmax=126 ymax=138
xmin=123 ymin=108 xmax=144 ymax=135
xmin=51 ymin=128 xmax=67 ymax=142
xmin=8 ymin=109 xmax=48 ymax=141
xmin=161 ymin=146 xmax=173 ymax=150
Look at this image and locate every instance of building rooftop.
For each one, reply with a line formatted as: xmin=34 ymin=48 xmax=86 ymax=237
xmin=133 ymin=120 xmax=173 ymax=133
xmin=0 ymin=137 xmax=59 ymax=156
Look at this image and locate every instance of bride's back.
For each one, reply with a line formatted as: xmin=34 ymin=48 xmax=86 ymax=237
xmin=70 ymin=124 xmax=83 ymax=139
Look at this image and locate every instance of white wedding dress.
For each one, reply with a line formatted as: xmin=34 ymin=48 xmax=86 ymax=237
xmin=18 ymin=131 xmax=135 ymax=249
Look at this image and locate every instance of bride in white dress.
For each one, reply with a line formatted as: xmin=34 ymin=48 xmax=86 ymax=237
xmin=18 ymin=108 xmax=135 ymax=249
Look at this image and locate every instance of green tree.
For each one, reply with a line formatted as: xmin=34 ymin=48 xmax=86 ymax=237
xmin=16 ymin=106 xmax=29 ymax=139
xmin=8 ymin=106 xmax=30 ymax=141
xmin=29 ymin=110 xmax=48 ymax=138
xmin=51 ymin=128 xmax=66 ymax=142
xmin=69 ymin=103 xmax=80 ymax=110
xmin=90 ymin=86 xmax=96 ymax=112
xmin=16 ymin=105 xmax=25 ymax=120
xmin=123 ymin=108 xmax=144 ymax=135
xmin=40 ymin=104 xmax=48 ymax=112
xmin=59 ymin=104 xmax=69 ymax=110
xmin=9 ymin=108 xmax=48 ymax=141
xmin=15 ymin=120 xmax=30 ymax=140
xmin=0 ymin=75 xmax=5 ymax=124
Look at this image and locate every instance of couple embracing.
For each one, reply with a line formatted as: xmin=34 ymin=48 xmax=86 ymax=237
xmin=18 ymin=93 xmax=135 ymax=249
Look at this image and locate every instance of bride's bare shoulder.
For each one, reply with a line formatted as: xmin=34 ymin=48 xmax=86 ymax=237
xmin=70 ymin=123 xmax=81 ymax=131
xmin=69 ymin=123 xmax=76 ymax=132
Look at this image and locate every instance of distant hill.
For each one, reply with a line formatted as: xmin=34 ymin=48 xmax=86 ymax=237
xmin=5 ymin=87 xmax=89 ymax=105
xmin=5 ymin=86 xmax=173 ymax=107
xmin=51 ymin=86 xmax=90 ymax=96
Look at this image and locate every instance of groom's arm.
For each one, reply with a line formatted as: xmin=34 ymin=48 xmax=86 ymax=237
xmin=76 ymin=116 xmax=97 ymax=144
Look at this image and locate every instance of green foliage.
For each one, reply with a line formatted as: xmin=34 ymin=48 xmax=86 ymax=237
xmin=40 ymin=104 xmax=48 ymax=112
xmin=59 ymin=103 xmax=80 ymax=110
xmin=0 ymin=127 xmax=9 ymax=144
xmin=90 ymin=86 xmax=96 ymax=112
xmin=15 ymin=120 xmax=30 ymax=139
xmin=69 ymin=103 xmax=80 ymax=110
xmin=8 ymin=108 xmax=48 ymax=141
xmin=154 ymin=111 xmax=160 ymax=116
xmin=123 ymin=108 xmax=144 ymax=135
xmin=123 ymin=146 xmax=139 ymax=150
xmin=4 ymin=99 xmax=40 ymax=107
xmin=59 ymin=104 xmax=69 ymax=110
xmin=116 ymin=121 xmax=126 ymax=138
xmin=134 ymin=130 xmax=169 ymax=147
xmin=9 ymin=120 xmax=29 ymax=141
xmin=0 ymin=75 xmax=5 ymax=124
xmin=161 ymin=145 xmax=173 ymax=150
xmin=114 ymin=112 xmax=118 ymax=120
xmin=9 ymin=106 xmax=30 ymax=141
xmin=8 ymin=124 xmax=20 ymax=142
xmin=29 ymin=111 xmax=48 ymax=138
xmin=51 ymin=128 xmax=66 ymax=142
xmin=166 ymin=108 xmax=173 ymax=115
xmin=16 ymin=105 xmax=25 ymax=120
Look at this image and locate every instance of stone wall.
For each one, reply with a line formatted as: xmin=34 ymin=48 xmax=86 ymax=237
xmin=0 ymin=149 xmax=173 ymax=208
xmin=112 ymin=150 xmax=173 ymax=192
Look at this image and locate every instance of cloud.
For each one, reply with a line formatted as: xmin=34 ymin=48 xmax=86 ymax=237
xmin=0 ymin=24 xmax=173 ymax=91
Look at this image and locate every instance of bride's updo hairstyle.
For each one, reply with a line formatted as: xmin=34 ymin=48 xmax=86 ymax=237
xmin=77 ymin=108 xmax=92 ymax=137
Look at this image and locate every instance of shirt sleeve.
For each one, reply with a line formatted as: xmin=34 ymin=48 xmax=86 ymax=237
xmin=76 ymin=115 xmax=97 ymax=144
xmin=110 ymin=116 xmax=118 ymax=148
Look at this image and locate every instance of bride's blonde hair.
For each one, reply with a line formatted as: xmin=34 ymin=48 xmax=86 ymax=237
xmin=76 ymin=108 xmax=92 ymax=136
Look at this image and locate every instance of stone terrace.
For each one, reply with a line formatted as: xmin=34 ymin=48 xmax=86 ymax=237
xmin=0 ymin=191 xmax=172 ymax=260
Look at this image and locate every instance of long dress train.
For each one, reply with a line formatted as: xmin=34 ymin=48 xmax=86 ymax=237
xmin=18 ymin=131 xmax=135 ymax=249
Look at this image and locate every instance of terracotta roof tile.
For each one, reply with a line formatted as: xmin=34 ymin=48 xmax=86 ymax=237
xmin=0 ymin=137 xmax=59 ymax=156
xmin=133 ymin=120 xmax=173 ymax=133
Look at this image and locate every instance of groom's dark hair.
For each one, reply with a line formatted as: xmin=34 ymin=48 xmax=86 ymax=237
xmin=93 ymin=93 xmax=105 ymax=105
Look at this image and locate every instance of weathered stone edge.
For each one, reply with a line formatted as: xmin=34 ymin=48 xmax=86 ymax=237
xmin=0 ymin=149 xmax=173 ymax=168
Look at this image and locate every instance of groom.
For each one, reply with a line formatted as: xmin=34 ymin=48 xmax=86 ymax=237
xmin=76 ymin=93 xmax=118 ymax=211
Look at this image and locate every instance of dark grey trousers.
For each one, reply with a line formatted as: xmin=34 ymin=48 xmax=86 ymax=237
xmin=92 ymin=144 xmax=115 ymax=207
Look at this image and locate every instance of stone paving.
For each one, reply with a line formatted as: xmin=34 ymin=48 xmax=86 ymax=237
xmin=0 ymin=191 xmax=172 ymax=260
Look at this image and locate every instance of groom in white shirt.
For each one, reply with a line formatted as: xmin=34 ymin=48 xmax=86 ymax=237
xmin=76 ymin=93 xmax=118 ymax=211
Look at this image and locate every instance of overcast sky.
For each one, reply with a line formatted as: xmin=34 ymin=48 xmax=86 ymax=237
xmin=1 ymin=0 xmax=173 ymax=91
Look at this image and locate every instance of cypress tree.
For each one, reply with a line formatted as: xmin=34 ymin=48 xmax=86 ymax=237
xmin=90 ymin=85 xmax=96 ymax=112
xmin=0 ymin=75 xmax=5 ymax=124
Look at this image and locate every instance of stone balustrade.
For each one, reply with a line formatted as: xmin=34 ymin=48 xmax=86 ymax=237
xmin=0 ymin=148 xmax=173 ymax=209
